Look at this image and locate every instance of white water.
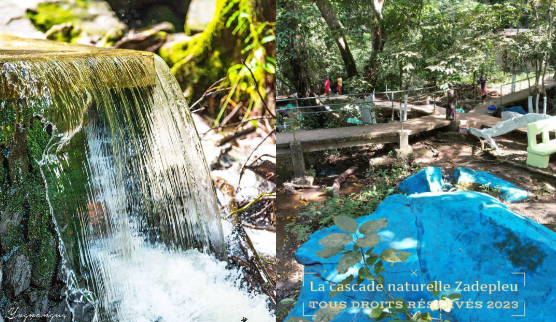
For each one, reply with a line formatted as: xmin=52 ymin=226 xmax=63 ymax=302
xmin=89 ymin=236 xmax=274 ymax=322
xmin=0 ymin=36 xmax=273 ymax=321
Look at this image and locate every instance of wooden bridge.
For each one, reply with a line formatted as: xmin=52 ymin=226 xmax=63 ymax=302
xmin=278 ymin=77 xmax=556 ymax=177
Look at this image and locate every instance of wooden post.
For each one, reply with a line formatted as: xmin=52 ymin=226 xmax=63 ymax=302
xmin=544 ymin=95 xmax=548 ymax=114
xmin=536 ymin=94 xmax=540 ymax=114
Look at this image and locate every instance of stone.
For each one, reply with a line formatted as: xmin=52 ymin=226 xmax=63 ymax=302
xmin=4 ymin=254 xmax=31 ymax=298
xmin=0 ymin=0 xmax=44 ymax=39
xmin=454 ymin=167 xmax=529 ymax=202
xmin=394 ymin=130 xmax=413 ymax=157
xmin=50 ymin=300 xmax=72 ymax=322
xmin=287 ymin=191 xmax=556 ymax=321
xmin=290 ymin=142 xmax=306 ymax=178
xmin=397 ymin=167 xmax=443 ymax=195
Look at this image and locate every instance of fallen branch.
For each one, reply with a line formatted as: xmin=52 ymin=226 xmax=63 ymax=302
xmin=242 ymin=223 xmax=276 ymax=232
xmin=238 ymin=129 xmax=276 ymax=185
xmin=190 ymin=77 xmax=226 ymax=112
xmin=241 ymin=59 xmax=276 ymax=118
xmin=217 ymin=125 xmax=257 ymax=146
xmin=224 ymin=193 xmax=276 ymax=220
xmin=331 ymin=166 xmax=358 ymax=198
xmin=484 ymin=151 xmax=556 ymax=180
xmin=284 ymin=182 xmax=324 ymax=190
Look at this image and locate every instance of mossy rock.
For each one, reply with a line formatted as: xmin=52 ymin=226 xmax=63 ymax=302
xmin=158 ymin=0 xmax=244 ymax=101
xmin=26 ymin=0 xmax=127 ymax=42
xmin=0 ymin=114 xmax=60 ymax=292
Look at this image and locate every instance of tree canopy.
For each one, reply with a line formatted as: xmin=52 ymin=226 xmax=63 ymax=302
xmin=277 ymin=0 xmax=555 ymax=96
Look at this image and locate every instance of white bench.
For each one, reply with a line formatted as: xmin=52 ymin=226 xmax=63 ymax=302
xmin=527 ymin=116 xmax=556 ymax=168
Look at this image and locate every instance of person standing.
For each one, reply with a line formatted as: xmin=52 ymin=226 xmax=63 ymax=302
xmin=324 ymin=77 xmax=331 ymax=96
xmin=446 ymin=83 xmax=456 ymax=120
xmin=337 ymin=76 xmax=343 ymax=95
xmin=477 ymin=75 xmax=487 ymax=97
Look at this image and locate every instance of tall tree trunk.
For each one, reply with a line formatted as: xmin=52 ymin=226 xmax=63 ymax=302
xmin=314 ymin=0 xmax=358 ymax=78
xmin=365 ymin=0 xmax=386 ymax=87
xmin=284 ymin=0 xmax=314 ymax=100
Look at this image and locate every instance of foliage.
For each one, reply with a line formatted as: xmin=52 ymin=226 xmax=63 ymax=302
xmin=288 ymin=214 xmax=463 ymax=321
xmin=278 ymin=0 xmax=556 ymax=96
xmin=286 ymin=157 xmax=420 ymax=241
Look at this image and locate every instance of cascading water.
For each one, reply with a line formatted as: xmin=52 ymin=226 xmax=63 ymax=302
xmin=0 ymin=35 xmax=274 ymax=322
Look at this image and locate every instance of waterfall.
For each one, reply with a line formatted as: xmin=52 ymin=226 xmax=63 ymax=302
xmin=0 ymin=36 xmax=273 ymax=322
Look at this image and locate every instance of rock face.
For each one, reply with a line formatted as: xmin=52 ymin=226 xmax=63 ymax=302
xmin=4 ymin=254 xmax=31 ymax=298
xmin=287 ymin=190 xmax=556 ymax=321
xmin=454 ymin=167 xmax=529 ymax=202
xmin=0 ymin=118 xmax=70 ymax=320
xmin=396 ymin=167 xmax=443 ymax=195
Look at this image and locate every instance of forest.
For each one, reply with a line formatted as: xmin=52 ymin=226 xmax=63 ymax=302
xmin=277 ymin=0 xmax=554 ymax=99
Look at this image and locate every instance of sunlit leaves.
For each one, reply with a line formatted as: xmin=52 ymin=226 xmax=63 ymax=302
xmin=313 ymin=306 xmax=345 ymax=322
xmin=379 ymin=248 xmax=412 ymax=263
xmin=337 ymin=251 xmax=362 ymax=274
xmin=334 ymin=215 xmax=358 ymax=234
xmin=355 ymin=234 xmax=381 ymax=248
xmin=359 ymin=219 xmax=388 ymax=235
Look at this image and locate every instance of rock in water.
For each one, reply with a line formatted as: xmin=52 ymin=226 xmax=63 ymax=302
xmin=454 ymin=167 xmax=529 ymax=202
xmin=287 ymin=191 xmax=556 ymax=321
xmin=397 ymin=167 xmax=443 ymax=195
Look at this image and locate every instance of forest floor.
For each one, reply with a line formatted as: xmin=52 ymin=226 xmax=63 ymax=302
xmin=276 ymin=129 xmax=556 ymax=321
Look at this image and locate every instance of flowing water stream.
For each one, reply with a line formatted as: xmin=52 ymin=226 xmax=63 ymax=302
xmin=0 ymin=36 xmax=273 ymax=322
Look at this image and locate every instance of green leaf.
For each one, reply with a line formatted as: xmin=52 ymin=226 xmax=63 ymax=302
xmin=358 ymin=267 xmax=373 ymax=280
xmin=262 ymin=62 xmax=276 ymax=74
xmin=369 ymin=307 xmax=384 ymax=319
xmin=379 ymin=248 xmax=412 ymax=263
xmin=421 ymin=312 xmax=432 ymax=321
xmin=429 ymin=281 xmax=441 ymax=297
xmin=374 ymin=261 xmax=385 ymax=275
xmin=389 ymin=298 xmax=409 ymax=313
xmin=330 ymin=275 xmax=354 ymax=298
xmin=316 ymin=246 xmax=345 ymax=259
xmin=366 ymin=254 xmax=379 ymax=266
xmin=261 ymin=35 xmax=276 ymax=44
xmin=287 ymin=318 xmax=310 ymax=322
xmin=279 ymin=298 xmax=297 ymax=305
xmin=313 ymin=306 xmax=344 ymax=322
xmin=318 ymin=233 xmax=353 ymax=247
xmin=376 ymin=274 xmax=385 ymax=285
xmin=334 ymin=215 xmax=358 ymax=234
xmin=355 ymin=234 xmax=381 ymax=248
xmin=359 ymin=219 xmax=388 ymax=235
xmin=337 ymin=251 xmax=362 ymax=274
xmin=447 ymin=293 xmax=462 ymax=301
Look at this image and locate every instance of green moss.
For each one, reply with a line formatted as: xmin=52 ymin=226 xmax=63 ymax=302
xmin=28 ymin=172 xmax=57 ymax=287
xmin=45 ymin=23 xmax=83 ymax=43
xmin=158 ymin=0 xmax=243 ymax=101
xmin=0 ymin=109 xmax=58 ymax=288
xmin=0 ymin=102 xmax=16 ymax=146
xmin=26 ymin=1 xmax=89 ymax=33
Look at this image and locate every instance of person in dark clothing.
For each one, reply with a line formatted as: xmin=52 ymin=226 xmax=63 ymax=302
xmin=477 ymin=75 xmax=487 ymax=96
xmin=446 ymin=83 xmax=456 ymax=120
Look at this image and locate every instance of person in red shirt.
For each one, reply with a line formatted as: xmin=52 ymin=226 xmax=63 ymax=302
xmin=324 ymin=77 xmax=331 ymax=96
